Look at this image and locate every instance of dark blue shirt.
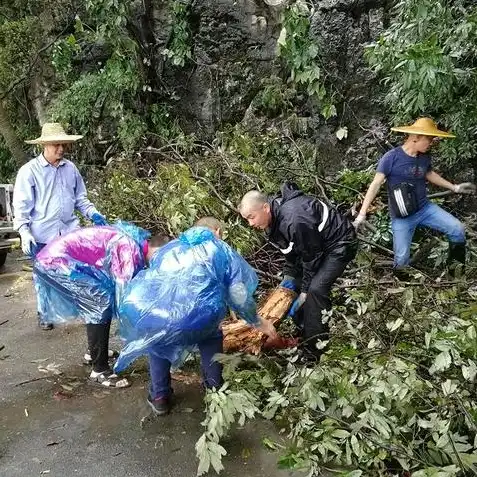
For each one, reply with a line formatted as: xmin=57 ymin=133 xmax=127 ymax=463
xmin=377 ymin=146 xmax=432 ymax=217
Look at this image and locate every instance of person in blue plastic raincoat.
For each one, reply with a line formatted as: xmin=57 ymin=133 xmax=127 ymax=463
xmin=34 ymin=221 xmax=168 ymax=389
xmin=115 ymin=217 xmax=278 ymax=415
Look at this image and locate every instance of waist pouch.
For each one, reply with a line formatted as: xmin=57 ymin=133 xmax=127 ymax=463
xmin=389 ymin=182 xmax=419 ymax=218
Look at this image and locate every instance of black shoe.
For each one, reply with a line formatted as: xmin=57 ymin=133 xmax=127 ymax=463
xmin=448 ymin=242 xmax=466 ymax=277
xmin=37 ymin=313 xmax=53 ymax=331
xmin=392 ymin=267 xmax=411 ymax=281
xmin=147 ymin=396 xmax=171 ymax=416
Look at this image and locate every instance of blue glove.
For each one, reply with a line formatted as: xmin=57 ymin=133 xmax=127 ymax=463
xmin=288 ymin=292 xmax=307 ymax=318
xmin=91 ymin=213 xmax=108 ymax=226
xmin=279 ymin=275 xmax=297 ymax=291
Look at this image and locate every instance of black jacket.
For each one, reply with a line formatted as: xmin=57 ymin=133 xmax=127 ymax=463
xmin=267 ymin=182 xmax=356 ymax=292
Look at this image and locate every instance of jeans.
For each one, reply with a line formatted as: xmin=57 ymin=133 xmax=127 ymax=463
xmin=295 ymin=241 xmax=358 ymax=354
xmin=148 ymin=332 xmax=224 ymax=399
xmin=391 ymin=203 xmax=465 ymax=267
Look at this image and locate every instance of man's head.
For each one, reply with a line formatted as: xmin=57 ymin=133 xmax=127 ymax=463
xmin=406 ymin=134 xmax=437 ymax=154
xmin=146 ymin=234 xmax=170 ymax=262
xmin=391 ymin=118 xmax=455 ymax=155
xmin=195 ymin=217 xmax=223 ymax=239
xmin=43 ymin=143 xmax=66 ymax=164
xmin=25 ymin=123 xmax=83 ymax=166
xmin=238 ymin=191 xmax=271 ymax=230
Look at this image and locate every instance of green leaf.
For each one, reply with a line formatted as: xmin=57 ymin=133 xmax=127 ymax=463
xmin=331 ymin=429 xmax=350 ymax=439
xmin=350 ymin=435 xmax=361 ymax=457
xmin=277 ymin=27 xmax=287 ymax=47
xmin=430 ymin=351 xmax=451 ymax=373
xmin=335 ymin=126 xmax=348 ymax=141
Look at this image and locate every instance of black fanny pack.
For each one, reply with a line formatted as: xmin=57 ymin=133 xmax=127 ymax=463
xmin=389 ymin=182 xmax=419 ymax=218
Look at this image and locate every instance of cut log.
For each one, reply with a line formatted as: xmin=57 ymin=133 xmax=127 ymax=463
xmin=222 ymin=287 xmax=296 ymax=354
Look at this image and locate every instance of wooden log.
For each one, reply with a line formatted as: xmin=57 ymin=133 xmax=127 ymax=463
xmin=222 ymin=287 xmax=297 ymax=354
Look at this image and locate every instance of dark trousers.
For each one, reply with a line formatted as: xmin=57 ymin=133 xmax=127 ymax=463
xmin=86 ymin=322 xmax=112 ymax=373
xmin=295 ymin=241 xmax=357 ymax=354
xmin=148 ymin=332 xmax=224 ymax=399
xmin=32 ymin=243 xmax=48 ymax=324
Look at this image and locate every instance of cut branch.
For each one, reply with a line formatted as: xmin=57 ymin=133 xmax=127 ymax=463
xmin=223 ymin=287 xmax=296 ymax=354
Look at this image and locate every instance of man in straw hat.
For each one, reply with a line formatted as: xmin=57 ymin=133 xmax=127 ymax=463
xmin=13 ymin=123 xmax=108 ymax=330
xmin=353 ymin=117 xmax=475 ymax=273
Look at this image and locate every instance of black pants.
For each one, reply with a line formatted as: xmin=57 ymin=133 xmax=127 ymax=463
xmin=295 ymin=241 xmax=358 ymax=354
xmin=86 ymin=322 xmax=112 ymax=373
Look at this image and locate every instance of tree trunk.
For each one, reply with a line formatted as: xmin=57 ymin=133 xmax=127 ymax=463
xmin=223 ymin=287 xmax=297 ymax=354
xmin=0 ymin=100 xmax=27 ymax=167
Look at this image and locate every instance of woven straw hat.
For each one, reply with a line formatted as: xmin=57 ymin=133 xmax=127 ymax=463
xmin=25 ymin=123 xmax=83 ymax=144
xmin=391 ymin=117 xmax=455 ymax=138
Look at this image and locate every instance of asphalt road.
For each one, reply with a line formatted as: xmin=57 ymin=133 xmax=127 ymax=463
xmin=0 ymin=252 xmax=296 ymax=477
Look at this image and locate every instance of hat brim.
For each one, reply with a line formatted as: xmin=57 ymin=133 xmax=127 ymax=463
xmin=390 ymin=126 xmax=455 ymax=138
xmin=25 ymin=135 xmax=83 ymax=145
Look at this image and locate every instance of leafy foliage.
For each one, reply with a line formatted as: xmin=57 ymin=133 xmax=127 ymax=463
xmin=278 ymin=1 xmax=336 ymax=119
xmin=197 ymin=266 xmax=477 ymax=475
xmin=162 ymin=0 xmax=193 ymax=67
xmin=366 ymin=0 xmax=477 ymax=170
xmin=196 ymin=384 xmax=259 ymax=475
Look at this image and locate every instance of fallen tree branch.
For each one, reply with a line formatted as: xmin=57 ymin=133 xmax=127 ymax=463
xmin=13 ymin=375 xmax=55 ymax=387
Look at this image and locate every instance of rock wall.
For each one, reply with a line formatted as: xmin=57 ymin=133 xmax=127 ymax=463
xmin=157 ymin=0 xmax=391 ymax=168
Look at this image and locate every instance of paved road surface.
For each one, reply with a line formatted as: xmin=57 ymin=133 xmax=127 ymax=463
xmin=0 ymin=252 xmax=296 ymax=477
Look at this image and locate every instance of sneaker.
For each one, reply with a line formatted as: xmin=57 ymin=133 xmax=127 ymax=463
xmin=89 ymin=369 xmax=130 ymax=389
xmin=147 ymin=396 xmax=171 ymax=416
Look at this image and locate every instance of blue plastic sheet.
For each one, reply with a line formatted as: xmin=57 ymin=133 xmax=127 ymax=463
xmin=33 ymin=221 xmax=149 ymax=325
xmin=114 ymin=226 xmax=259 ymax=372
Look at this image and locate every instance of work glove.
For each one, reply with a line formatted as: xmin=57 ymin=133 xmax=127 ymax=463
xmin=453 ymin=183 xmax=476 ymax=194
xmin=288 ymin=292 xmax=307 ymax=318
xmin=19 ymin=227 xmax=37 ymax=256
xmin=91 ymin=213 xmax=108 ymax=226
xmin=279 ymin=275 xmax=297 ymax=291
xmin=352 ymin=213 xmax=366 ymax=230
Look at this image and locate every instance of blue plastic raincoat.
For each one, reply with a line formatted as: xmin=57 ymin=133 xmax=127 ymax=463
xmin=114 ymin=226 xmax=259 ymax=372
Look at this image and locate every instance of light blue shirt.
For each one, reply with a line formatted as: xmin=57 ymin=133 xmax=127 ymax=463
xmin=13 ymin=154 xmax=99 ymax=244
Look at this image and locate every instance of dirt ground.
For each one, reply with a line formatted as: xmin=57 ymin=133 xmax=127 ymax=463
xmin=0 ymin=252 xmax=297 ymax=477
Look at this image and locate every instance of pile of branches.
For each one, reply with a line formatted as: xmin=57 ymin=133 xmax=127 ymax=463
xmin=196 ymin=254 xmax=477 ymax=476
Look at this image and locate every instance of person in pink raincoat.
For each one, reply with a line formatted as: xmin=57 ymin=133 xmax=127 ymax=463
xmin=34 ymin=221 xmax=168 ymax=389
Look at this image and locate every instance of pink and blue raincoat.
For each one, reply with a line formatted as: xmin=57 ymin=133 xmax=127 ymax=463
xmin=33 ymin=221 xmax=149 ymax=325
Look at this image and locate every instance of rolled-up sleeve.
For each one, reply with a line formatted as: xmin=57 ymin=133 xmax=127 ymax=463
xmin=13 ymin=165 xmax=34 ymax=231
xmin=73 ymin=165 xmax=99 ymax=219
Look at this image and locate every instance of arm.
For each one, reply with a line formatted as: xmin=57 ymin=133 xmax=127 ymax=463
xmin=107 ymin=236 xmax=145 ymax=309
xmin=12 ymin=165 xmax=34 ymax=232
xmin=285 ymin=221 xmax=324 ymax=293
xmin=425 ymin=170 xmax=456 ymax=191
xmin=73 ymin=165 xmax=100 ymax=219
xmin=224 ymin=246 xmax=260 ymax=326
xmin=357 ymin=172 xmax=386 ymax=216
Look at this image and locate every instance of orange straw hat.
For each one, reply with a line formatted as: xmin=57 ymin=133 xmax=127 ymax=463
xmin=391 ymin=117 xmax=455 ymax=138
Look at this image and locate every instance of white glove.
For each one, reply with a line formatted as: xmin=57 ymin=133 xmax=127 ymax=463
xmin=19 ymin=227 xmax=36 ymax=256
xmin=352 ymin=213 xmax=366 ymax=230
xmin=453 ymin=183 xmax=476 ymax=194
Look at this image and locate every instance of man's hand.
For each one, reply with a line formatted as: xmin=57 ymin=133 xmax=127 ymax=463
xmin=257 ymin=316 xmax=278 ymax=341
xmin=289 ymin=292 xmax=307 ymax=318
xmin=19 ymin=228 xmax=37 ymax=256
xmin=453 ymin=183 xmax=476 ymax=195
xmin=91 ymin=213 xmax=108 ymax=226
xmin=279 ymin=275 xmax=297 ymax=291
xmin=352 ymin=213 xmax=366 ymax=230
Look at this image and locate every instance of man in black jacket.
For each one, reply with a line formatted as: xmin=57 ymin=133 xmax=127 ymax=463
xmin=239 ymin=182 xmax=357 ymax=357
